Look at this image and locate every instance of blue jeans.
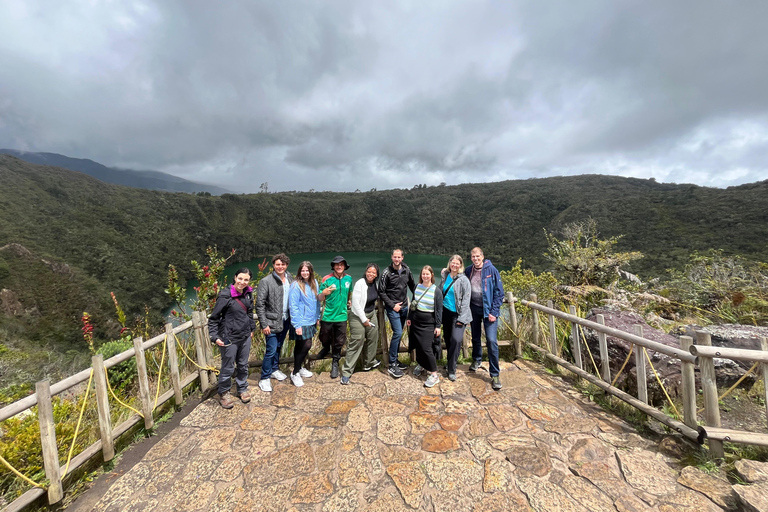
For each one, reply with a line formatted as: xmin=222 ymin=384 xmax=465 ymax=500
xmin=260 ymin=319 xmax=290 ymax=380
xmin=469 ymin=304 xmax=500 ymax=377
xmin=386 ymin=306 xmax=408 ymax=365
xmin=218 ymin=337 xmax=251 ymax=395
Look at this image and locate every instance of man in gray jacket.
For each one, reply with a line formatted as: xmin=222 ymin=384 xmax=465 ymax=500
xmin=255 ymin=253 xmax=293 ymax=392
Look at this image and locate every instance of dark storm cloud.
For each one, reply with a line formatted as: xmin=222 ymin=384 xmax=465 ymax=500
xmin=1 ymin=0 xmax=767 ymax=192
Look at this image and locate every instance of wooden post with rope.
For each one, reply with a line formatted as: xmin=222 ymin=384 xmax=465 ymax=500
xmin=37 ymin=380 xmax=64 ymax=504
xmin=164 ymin=323 xmax=183 ymax=406
xmin=133 ymin=336 xmax=154 ymax=430
xmin=569 ymin=305 xmax=583 ymax=370
xmin=530 ymin=294 xmax=540 ymax=350
xmin=507 ymin=293 xmax=520 ymax=358
xmin=679 ymin=335 xmax=697 ymax=430
xmin=633 ymin=325 xmax=648 ymax=405
xmin=596 ymin=314 xmax=610 ymax=383
xmin=378 ymin=301 xmax=390 ymax=368
xmin=547 ymin=300 xmax=557 ymax=355
xmin=696 ymin=330 xmax=724 ymax=458
xmin=92 ymin=354 xmax=115 ymax=461
xmin=762 ymin=338 xmax=768 ymax=426
xmin=192 ymin=311 xmax=211 ymax=390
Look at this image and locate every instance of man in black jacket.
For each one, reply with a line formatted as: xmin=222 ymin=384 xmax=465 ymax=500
xmin=378 ymin=249 xmax=415 ymax=378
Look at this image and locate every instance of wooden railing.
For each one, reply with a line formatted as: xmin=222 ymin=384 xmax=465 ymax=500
xmin=511 ymin=293 xmax=768 ymax=457
xmin=0 ymin=311 xmax=215 ymax=512
xmin=4 ymin=294 xmax=767 ymax=510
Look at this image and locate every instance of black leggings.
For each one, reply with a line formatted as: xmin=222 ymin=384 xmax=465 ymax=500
xmin=293 ymin=337 xmax=313 ymax=375
xmin=442 ymin=308 xmax=466 ymax=375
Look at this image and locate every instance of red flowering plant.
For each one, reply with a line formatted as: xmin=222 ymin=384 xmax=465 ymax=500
xmin=81 ymin=312 xmax=95 ymax=354
xmin=166 ymin=246 xmax=236 ymax=320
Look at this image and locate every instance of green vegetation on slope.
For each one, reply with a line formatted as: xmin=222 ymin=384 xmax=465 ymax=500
xmin=2 ymin=154 xmax=768 ymax=361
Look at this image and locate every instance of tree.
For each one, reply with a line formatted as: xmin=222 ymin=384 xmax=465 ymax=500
xmin=544 ymin=219 xmax=643 ymax=289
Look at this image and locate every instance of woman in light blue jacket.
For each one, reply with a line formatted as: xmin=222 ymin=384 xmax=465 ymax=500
xmin=288 ymin=261 xmax=322 ymax=387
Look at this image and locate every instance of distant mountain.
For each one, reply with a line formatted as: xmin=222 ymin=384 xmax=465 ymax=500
xmin=0 ymin=149 xmax=230 ymax=195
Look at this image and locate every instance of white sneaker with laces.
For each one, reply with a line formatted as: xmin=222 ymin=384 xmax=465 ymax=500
xmin=271 ymin=369 xmax=287 ymax=381
xmin=290 ymin=372 xmax=304 ymax=387
xmin=299 ymin=368 xmax=313 ymax=378
xmin=424 ymin=373 xmax=440 ymax=388
xmin=258 ymin=379 xmax=272 ymax=392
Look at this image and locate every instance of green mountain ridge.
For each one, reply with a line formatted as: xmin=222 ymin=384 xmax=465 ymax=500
xmin=1 ymin=154 xmax=767 ymax=368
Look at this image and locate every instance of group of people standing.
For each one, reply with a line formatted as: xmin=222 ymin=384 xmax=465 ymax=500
xmin=207 ymin=248 xmax=505 ymax=409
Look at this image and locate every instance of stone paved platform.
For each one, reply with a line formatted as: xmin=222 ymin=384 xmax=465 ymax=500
xmin=86 ymin=360 xmax=762 ymax=511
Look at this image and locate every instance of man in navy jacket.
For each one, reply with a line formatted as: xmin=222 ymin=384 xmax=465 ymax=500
xmin=465 ymin=247 xmax=505 ymax=390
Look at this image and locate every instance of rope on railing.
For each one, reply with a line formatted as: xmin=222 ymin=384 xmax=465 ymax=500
xmin=578 ymin=323 xmax=602 ymax=376
xmin=0 ymin=454 xmax=45 ymax=489
xmin=611 ymin=344 xmax=634 ymax=387
xmin=173 ymin=332 xmax=219 ymax=375
xmin=643 ymin=348 xmax=681 ymax=419
xmin=697 ymin=360 xmax=761 ymax=414
xmin=61 ymin=369 xmax=94 ymax=479
xmin=104 ymin=367 xmax=143 ymax=419
xmin=153 ymin=335 xmax=167 ymax=409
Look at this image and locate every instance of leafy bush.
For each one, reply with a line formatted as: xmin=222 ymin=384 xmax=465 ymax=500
xmin=662 ymin=250 xmax=768 ymax=325
xmin=96 ymin=339 xmax=137 ymax=393
xmin=0 ymin=397 xmax=89 ymax=500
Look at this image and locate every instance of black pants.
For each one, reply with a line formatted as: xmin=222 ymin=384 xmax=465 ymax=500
xmin=442 ymin=308 xmax=466 ymax=375
xmin=319 ymin=320 xmax=347 ymax=357
xmin=410 ymin=310 xmax=438 ymax=372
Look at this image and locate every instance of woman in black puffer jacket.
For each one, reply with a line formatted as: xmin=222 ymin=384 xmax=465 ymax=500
xmin=208 ymin=267 xmax=256 ymax=409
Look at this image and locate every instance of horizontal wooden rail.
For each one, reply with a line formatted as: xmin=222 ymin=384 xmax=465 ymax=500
xmin=0 ymin=325 xmax=197 ymax=422
xmin=689 ymin=345 xmax=768 ymax=364
xmin=527 ymin=343 xmax=704 ymax=444
xmin=703 ymin=427 xmax=768 ymax=447
xmin=519 ymin=298 xmax=696 ymax=363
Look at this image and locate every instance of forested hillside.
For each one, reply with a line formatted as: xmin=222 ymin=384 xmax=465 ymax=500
xmin=2 ymin=153 xmax=767 ymax=347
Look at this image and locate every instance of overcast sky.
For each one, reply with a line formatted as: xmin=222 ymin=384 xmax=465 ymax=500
xmin=2 ymin=1 xmax=768 ymax=193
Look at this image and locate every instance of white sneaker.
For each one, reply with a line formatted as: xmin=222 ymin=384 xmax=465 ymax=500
xmin=424 ymin=373 xmax=440 ymax=388
xmin=290 ymin=372 xmax=304 ymax=387
xmin=271 ymin=369 xmax=287 ymax=381
xmin=298 ymin=368 xmax=313 ymax=378
xmin=258 ymin=379 xmax=272 ymax=392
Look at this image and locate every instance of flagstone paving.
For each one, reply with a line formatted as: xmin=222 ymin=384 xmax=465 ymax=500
xmin=87 ymin=360 xmax=767 ymax=511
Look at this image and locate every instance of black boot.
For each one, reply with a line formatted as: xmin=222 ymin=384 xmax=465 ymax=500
xmin=317 ymin=345 xmax=329 ymax=360
xmin=330 ymin=358 xmax=340 ymax=379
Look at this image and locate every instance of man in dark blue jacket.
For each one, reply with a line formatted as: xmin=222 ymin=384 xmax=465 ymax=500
xmin=465 ymin=247 xmax=505 ymax=390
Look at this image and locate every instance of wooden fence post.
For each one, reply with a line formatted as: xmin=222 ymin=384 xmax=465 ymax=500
xmin=596 ymin=314 xmax=610 ymax=383
xmin=461 ymin=328 xmax=470 ymax=359
xmin=164 ymin=323 xmax=183 ymax=406
xmin=530 ymin=294 xmax=540 ymax=349
xmin=762 ymin=338 xmax=768 ymax=427
xmin=568 ymin=305 xmax=583 ymax=370
xmin=378 ymin=301 xmax=390 ymax=368
xmin=696 ymin=331 xmax=724 ymax=458
xmin=36 ymin=380 xmax=63 ymax=504
xmin=547 ymin=300 xmax=557 ymax=354
xmin=633 ymin=325 xmax=648 ymax=405
xmin=91 ymin=355 xmax=114 ymax=462
xmin=133 ymin=336 xmax=154 ymax=430
xmin=679 ymin=335 xmax=697 ymax=430
xmin=192 ymin=311 xmax=211 ymax=390
xmin=202 ymin=316 xmax=215 ymax=383
xmin=507 ymin=293 xmax=520 ymax=359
